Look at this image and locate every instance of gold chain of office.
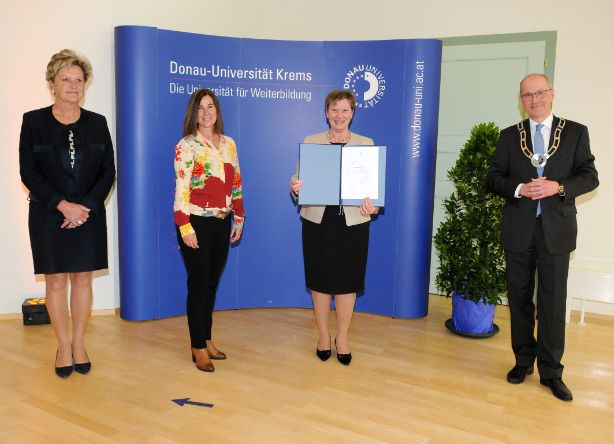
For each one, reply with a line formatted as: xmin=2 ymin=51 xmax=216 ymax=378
xmin=517 ymin=118 xmax=566 ymax=160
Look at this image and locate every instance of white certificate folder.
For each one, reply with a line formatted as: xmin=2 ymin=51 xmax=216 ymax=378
xmin=298 ymin=144 xmax=386 ymax=206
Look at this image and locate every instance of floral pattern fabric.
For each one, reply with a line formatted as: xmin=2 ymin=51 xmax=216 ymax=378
xmin=174 ymin=134 xmax=244 ymax=237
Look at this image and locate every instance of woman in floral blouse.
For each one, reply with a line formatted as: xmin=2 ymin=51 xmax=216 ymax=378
xmin=174 ymin=88 xmax=244 ymax=373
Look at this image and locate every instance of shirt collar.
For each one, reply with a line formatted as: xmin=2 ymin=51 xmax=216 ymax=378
xmin=529 ymin=113 xmax=554 ymax=132
xmin=194 ymin=133 xmax=225 ymax=148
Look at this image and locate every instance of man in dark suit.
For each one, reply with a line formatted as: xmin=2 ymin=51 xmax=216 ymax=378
xmin=487 ymin=73 xmax=598 ymax=402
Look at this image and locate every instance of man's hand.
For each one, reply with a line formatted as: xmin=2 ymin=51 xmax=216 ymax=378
xmin=520 ymin=177 xmax=559 ymax=200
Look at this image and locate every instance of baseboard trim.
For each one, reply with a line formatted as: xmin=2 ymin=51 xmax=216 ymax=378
xmin=0 ymin=308 xmax=119 ymax=321
xmin=567 ymin=268 xmax=614 ymax=323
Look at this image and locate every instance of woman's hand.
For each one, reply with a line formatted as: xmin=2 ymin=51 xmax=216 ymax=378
xmin=182 ymin=232 xmax=199 ymax=249
xmin=57 ymin=200 xmax=90 ymax=229
xmin=360 ymin=197 xmax=379 ymax=216
xmin=230 ymin=226 xmax=242 ymax=243
xmin=61 ymin=219 xmax=79 ymax=229
xmin=290 ymin=178 xmax=302 ymax=195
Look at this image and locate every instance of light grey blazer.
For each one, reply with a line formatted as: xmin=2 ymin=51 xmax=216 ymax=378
xmin=291 ymin=131 xmax=374 ymax=226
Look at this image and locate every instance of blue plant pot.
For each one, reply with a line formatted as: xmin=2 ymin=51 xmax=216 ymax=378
xmin=451 ymin=291 xmax=496 ymax=334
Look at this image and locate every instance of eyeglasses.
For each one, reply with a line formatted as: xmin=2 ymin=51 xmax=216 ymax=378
xmin=520 ymin=89 xmax=552 ymax=102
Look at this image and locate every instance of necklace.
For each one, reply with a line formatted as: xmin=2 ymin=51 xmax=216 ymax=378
xmin=327 ymin=130 xmax=351 ymax=144
xmin=68 ymin=129 xmax=76 ymax=169
xmin=517 ymin=118 xmax=566 ymax=168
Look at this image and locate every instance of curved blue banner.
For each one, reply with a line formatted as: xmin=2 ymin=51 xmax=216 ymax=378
xmin=115 ymin=26 xmax=441 ymax=320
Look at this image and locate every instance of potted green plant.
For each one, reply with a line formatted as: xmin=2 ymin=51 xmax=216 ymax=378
xmin=433 ymin=122 xmax=507 ymax=337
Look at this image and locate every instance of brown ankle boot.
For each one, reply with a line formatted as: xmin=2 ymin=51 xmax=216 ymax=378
xmin=191 ymin=348 xmax=214 ymax=372
xmin=206 ymin=341 xmax=227 ymax=360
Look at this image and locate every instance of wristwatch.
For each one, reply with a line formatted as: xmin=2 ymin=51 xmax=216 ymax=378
xmin=558 ymin=183 xmax=565 ymax=196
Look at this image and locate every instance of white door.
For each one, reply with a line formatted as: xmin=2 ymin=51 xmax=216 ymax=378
xmin=430 ymin=41 xmax=547 ymax=294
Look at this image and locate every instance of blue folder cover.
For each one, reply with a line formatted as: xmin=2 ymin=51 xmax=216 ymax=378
xmin=298 ymin=143 xmax=386 ymax=206
xmin=298 ymin=144 xmax=342 ymax=205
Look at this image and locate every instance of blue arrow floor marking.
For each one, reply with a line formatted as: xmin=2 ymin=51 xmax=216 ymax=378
xmin=172 ymin=398 xmax=214 ymax=408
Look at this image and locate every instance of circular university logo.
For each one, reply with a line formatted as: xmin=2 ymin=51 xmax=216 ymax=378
xmin=343 ymin=64 xmax=386 ymax=108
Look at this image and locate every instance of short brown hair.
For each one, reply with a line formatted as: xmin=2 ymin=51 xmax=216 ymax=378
xmin=325 ymin=89 xmax=356 ymax=114
xmin=182 ymin=88 xmax=225 ymax=137
xmin=46 ymin=49 xmax=93 ymax=83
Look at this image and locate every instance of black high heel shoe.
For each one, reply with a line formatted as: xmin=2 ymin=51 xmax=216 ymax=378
xmin=73 ymin=349 xmax=92 ymax=375
xmin=334 ymin=338 xmax=352 ymax=365
xmin=316 ymin=341 xmax=332 ymax=361
xmin=55 ymin=350 xmax=73 ymax=378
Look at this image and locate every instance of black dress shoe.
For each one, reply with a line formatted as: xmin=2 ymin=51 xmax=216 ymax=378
xmin=336 ymin=351 xmax=352 ymax=365
xmin=73 ymin=350 xmax=91 ymax=375
xmin=316 ymin=338 xmax=332 ymax=361
xmin=334 ymin=338 xmax=352 ymax=365
xmin=540 ymin=377 xmax=573 ymax=402
xmin=506 ymin=365 xmax=534 ymax=384
xmin=316 ymin=347 xmax=331 ymax=361
xmin=74 ymin=361 xmax=92 ymax=374
xmin=55 ymin=350 xmax=73 ymax=378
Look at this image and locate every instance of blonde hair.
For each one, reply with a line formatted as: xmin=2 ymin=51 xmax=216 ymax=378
xmin=46 ymin=49 xmax=93 ymax=83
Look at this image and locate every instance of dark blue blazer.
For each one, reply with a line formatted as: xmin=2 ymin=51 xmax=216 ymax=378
xmin=19 ymin=106 xmax=116 ymax=215
xmin=487 ymin=116 xmax=598 ymax=255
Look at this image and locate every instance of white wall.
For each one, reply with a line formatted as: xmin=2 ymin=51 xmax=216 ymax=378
xmin=1 ymin=0 xmax=612 ymax=314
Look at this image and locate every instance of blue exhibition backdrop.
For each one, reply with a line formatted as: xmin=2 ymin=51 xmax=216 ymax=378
xmin=115 ymin=26 xmax=442 ymax=321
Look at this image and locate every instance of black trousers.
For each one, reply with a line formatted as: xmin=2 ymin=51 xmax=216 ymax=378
xmin=504 ymin=218 xmax=569 ymax=379
xmin=177 ymin=215 xmax=231 ymax=349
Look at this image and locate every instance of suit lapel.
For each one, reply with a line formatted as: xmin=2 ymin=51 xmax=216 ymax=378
xmin=516 ymin=118 xmax=536 ymax=178
xmin=543 ymin=115 xmax=560 ymax=176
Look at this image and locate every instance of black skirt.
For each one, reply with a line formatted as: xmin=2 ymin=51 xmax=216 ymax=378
xmin=28 ymin=200 xmax=109 ymax=274
xmin=302 ymin=206 xmax=369 ymax=294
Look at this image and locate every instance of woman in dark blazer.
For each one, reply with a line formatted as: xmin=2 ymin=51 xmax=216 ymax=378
xmin=19 ymin=49 xmax=116 ymax=378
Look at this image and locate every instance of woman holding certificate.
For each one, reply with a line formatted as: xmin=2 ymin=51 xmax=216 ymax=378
xmin=290 ymin=90 xmax=378 ymax=365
